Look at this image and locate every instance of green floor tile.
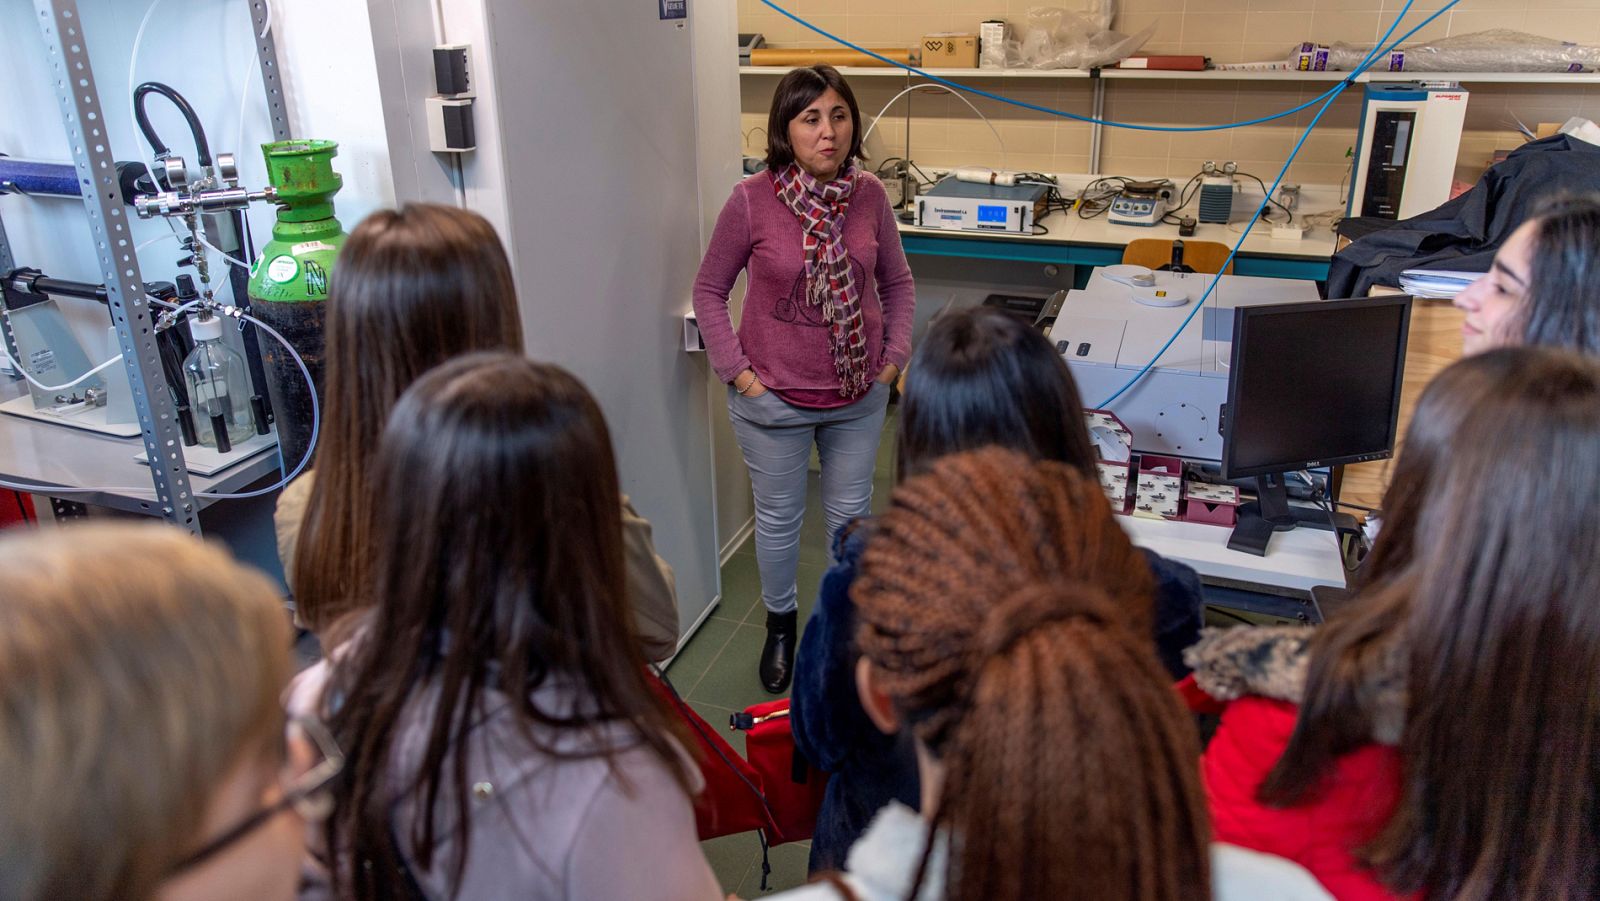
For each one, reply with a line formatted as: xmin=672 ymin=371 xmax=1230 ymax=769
xmin=687 ymin=699 xmax=746 ymax=758
xmin=735 ymin=839 xmax=813 ymax=895
xmin=875 ymin=427 xmax=899 ymax=482
xmin=700 ymin=832 xmax=759 ymax=893
xmin=689 ymin=622 xmax=788 ymax=709
xmin=717 ymin=552 xmax=765 ymax=623
xmin=871 ymin=474 xmax=896 ymax=515
xmin=796 ymin=500 xmax=833 ymax=567
xmin=664 ymin=615 xmax=739 ymax=696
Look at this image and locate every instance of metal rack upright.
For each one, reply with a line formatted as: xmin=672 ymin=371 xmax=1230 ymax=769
xmin=2 ymin=0 xmax=295 ymax=532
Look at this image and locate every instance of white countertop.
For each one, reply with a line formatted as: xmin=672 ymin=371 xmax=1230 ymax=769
xmin=0 ymin=378 xmax=281 ymax=513
xmin=1119 ymin=511 xmax=1348 ymax=593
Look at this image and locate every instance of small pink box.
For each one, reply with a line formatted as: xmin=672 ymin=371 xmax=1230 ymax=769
xmin=1138 ymin=453 xmax=1184 ymax=477
xmin=1182 ymin=482 xmax=1241 ymax=527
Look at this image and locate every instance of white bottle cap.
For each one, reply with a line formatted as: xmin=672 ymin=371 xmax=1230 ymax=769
xmin=188 ymin=313 xmax=224 ymax=342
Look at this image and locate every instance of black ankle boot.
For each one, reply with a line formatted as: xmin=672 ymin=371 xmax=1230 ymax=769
xmin=759 ymin=610 xmax=798 ymax=694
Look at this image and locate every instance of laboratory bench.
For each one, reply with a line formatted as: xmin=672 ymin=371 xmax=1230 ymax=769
xmin=0 ymin=377 xmax=282 ymax=517
xmin=895 ymin=178 xmax=1343 ymax=285
xmin=1049 ymin=269 xmax=1350 ymax=615
xmin=1120 ymin=510 xmax=1348 ymax=621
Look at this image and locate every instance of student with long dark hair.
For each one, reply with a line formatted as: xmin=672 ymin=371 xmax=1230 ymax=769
xmin=790 ymin=306 xmax=1204 ymax=873
xmin=1186 ymin=347 xmax=1600 ymax=900
xmin=293 ymin=353 xmax=718 ymax=900
xmin=277 ymin=203 xmax=679 ymax=660
xmin=774 ymin=450 xmax=1328 ymax=901
xmin=1349 ymin=350 xmax=1524 ymax=590
xmin=1453 ymin=193 xmax=1600 ymax=355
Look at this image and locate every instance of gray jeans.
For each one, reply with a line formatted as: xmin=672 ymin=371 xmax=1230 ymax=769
xmin=727 ymin=382 xmax=891 ymax=614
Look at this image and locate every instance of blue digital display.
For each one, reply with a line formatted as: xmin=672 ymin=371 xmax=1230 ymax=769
xmin=976 ymin=204 xmax=1007 ymax=223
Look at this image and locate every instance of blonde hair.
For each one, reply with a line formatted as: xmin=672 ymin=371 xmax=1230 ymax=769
xmin=0 ymin=524 xmax=292 ymax=901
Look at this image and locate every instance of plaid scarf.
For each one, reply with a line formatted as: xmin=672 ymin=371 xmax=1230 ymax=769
xmin=773 ymin=162 xmax=872 ymax=399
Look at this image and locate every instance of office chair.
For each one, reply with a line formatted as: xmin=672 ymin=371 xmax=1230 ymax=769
xmin=1123 ymin=238 xmax=1234 ymax=275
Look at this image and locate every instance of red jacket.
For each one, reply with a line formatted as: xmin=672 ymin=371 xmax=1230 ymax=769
xmin=1191 ymin=685 xmax=1411 ymax=901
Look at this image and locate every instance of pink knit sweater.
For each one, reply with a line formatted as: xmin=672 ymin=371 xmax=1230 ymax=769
xmin=692 ymin=170 xmax=916 ymax=409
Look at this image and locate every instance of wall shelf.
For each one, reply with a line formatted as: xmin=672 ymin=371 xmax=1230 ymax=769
xmin=740 ymin=58 xmax=1597 ymax=180
xmin=1114 ymin=69 xmax=1600 ymax=84
xmin=739 ymin=65 xmax=1090 ymax=79
xmin=739 ymin=64 xmax=1600 ymax=85
xmin=3 ymin=0 xmax=293 ymax=531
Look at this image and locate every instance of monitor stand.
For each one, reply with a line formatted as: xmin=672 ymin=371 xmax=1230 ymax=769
xmin=1227 ymin=472 xmax=1335 ymax=557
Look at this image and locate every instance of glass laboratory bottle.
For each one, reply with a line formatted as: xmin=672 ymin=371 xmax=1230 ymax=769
xmin=182 ymin=312 xmax=253 ymax=452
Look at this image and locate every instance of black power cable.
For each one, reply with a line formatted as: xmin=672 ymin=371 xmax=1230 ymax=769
xmin=1237 ymin=171 xmax=1296 ymax=223
xmin=1076 ymin=176 xmax=1135 ymax=219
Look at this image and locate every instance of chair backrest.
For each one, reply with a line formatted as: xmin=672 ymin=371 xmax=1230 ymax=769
xmin=1122 ymin=238 xmax=1234 ymax=275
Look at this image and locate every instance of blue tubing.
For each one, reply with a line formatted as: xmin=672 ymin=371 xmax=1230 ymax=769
xmin=0 ymin=158 xmax=81 ymax=197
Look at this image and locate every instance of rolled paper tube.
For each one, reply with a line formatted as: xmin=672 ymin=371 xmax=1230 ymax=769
xmin=749 ymin=48 xmax=916 ymax=67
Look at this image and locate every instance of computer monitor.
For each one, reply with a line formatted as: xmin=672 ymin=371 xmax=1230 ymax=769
xmin=1220 ymin=296 xmax=1413 ymax=556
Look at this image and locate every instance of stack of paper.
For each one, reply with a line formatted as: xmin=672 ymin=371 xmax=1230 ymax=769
xmin=1399 ymin=269 xmax=1482 ymax=299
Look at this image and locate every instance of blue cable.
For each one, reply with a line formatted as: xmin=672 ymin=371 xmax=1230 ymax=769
xmin=1091 ymin=0 xmax=1444 ymax=407
xmin=758 ymin=0 xmax=1459 ymax=133
xmin=755 ymin=0 xmax=1463 ymax=406
xmin=1093 ymin=87 xmax=1350 ymax=407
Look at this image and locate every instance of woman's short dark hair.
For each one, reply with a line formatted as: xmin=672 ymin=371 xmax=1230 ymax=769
xmin=896 ymin=306 xmax=1098 ymax=479
xmin=764 ymin=65 xmax=866 ymax=172
xmin=1521 ymin=193 xmax=1600 ymax=355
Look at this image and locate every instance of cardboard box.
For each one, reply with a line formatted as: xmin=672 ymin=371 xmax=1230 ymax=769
xmin=922 ymin=33 xmax=978 ymax=68
xmin=1084 ymin=409 xmax=1134 ymax=463
xmin=1097 ymin=460 xmax=1132 ymax=514
xmin=1133 ymin=473 xmax=1182 ymax=521
xmin=1182 ymin=482 xmax=1241 ymax=527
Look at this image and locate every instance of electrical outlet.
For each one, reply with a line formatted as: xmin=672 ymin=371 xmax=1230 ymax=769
xmin=432 ymin=44 xmax=473 ymax=97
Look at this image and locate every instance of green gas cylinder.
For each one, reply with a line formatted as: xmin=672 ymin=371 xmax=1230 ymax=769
xmin=247 ymin=139 xmax=347 ymax=476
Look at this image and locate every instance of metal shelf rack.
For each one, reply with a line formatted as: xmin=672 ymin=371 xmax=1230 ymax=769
xmin=0 ymin=0 xmax=294 ymax=532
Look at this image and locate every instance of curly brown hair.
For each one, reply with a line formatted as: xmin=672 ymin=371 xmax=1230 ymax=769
xmin=852 ymin=447 xmax=1211 ymax=901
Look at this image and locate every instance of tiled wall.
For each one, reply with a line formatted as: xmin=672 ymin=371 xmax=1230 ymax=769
xmin=739 ymin=0 xmax=1600 ymax=192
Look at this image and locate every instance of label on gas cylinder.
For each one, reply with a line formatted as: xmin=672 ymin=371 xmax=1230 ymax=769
xmin=266 ymin=256 xmax=299 ymax=283
xmin=291 ymin=240 xmax=335 ymax=256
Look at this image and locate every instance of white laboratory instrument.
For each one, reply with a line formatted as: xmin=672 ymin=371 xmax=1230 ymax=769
xmin=1107 ymin=179 xmax=1172 ymax=227
xmin=1348 ymin=82 xmax=1468 ymax=220
xmin=915 ymin=178 xmax=1048 ymax=234
xmin=1047 ymin=270 xmax=1322 ymax=461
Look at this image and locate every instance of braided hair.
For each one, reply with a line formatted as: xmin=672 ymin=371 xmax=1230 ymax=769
xmin=852 ymin=447 xmax=1211 ymax=901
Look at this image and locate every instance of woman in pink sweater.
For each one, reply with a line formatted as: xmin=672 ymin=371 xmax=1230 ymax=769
xmin=693 ymin=65 xmax=916 ymax=692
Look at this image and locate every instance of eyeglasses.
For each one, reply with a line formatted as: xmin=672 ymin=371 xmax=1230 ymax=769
xmin=165 ymin=715 xmax=345 ymax=877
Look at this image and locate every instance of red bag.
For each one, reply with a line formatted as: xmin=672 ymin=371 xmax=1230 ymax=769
xmin=737 ymin=698 xmax=829 ymax=844
xmin=649 ymin=673 xmax=828 ymax=846
xmin=0 ymin=493 xmax=35 ymax=529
